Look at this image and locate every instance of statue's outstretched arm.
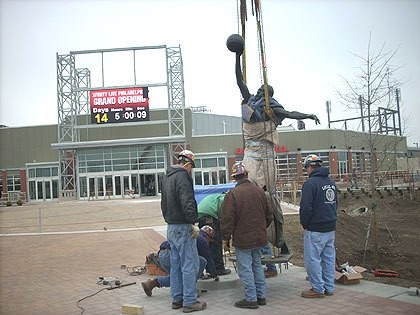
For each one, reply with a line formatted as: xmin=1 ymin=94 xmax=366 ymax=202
xmin=272 ymin=107 xmax=321 ymax=125
xmin=235 ymin=53 xmax=251 ymax=103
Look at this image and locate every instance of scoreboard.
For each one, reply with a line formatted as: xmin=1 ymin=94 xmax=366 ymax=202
xmin=90 ymin=87 xmax=149 ymax=124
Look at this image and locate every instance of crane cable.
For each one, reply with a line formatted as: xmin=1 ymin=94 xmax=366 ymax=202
xmin=239 ymin=0 xmax=247 ymax=84
xmin=253 ymin=0 xmax=279 ymax=126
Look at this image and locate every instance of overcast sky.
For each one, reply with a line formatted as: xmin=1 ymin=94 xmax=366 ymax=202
xmin=1 ymin=0 xmax=419 ymax=146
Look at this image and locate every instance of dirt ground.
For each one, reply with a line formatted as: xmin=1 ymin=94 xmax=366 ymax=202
xmin=281 ymin=187 xmax=420 ymax=289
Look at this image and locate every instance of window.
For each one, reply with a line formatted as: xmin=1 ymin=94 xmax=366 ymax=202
xmin=28 ymin=166 xmax=59 ymax=178
xmin=7 ymin=175 xmax=21 ymax=191
xmin=276 ymin=153 xmax=298 ymax=181
xmin=202 ymin=158 xmax=217 ymax=168
xmin=301 ymin=152 xmax=330 ymax=176
xmin=36 ymin=168 xmax=51 ymax=177
xmin=194 ymin=171 xmax=203 ymax=185
xmin=193 ymin=155 xmax=228 ymax=185
xmin=352 ymin=152 xmax=363 ymax=172
xmin=77 ymin=145 xmax=165 ymax=174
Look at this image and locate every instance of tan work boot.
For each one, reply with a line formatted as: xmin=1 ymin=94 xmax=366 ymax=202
xmin=264 ymin=269 xmax=278 ymax=278
xmin=182 ymin=301 xmax=207 ymax=313
xmin=141 ymin=278 xmax=158 ymax=297
xmin=301 ymin=288 xmax=325 ymax=298
xmin=234 ymin=299 xmax=259 ymax=309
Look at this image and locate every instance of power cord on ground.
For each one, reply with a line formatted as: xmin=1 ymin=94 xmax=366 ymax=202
xmin=76 ymin=277 xmax=136 ymax=314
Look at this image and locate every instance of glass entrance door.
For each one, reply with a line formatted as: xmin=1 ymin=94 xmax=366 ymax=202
xmin=140 ymin=174 xmax=156 ymax=196
xmin=30 ymin=179 xmax=56 ymax=201
xmin=114 ymin=175 xmax=122 ymax=196
xmin=87 ymin=177 xmax=105 ymax=199
xmin=78 ymin=173 xmax=158 ymax=199
xmin=45 ymin=181 xmax=51 ymax=199
xmin=37 ymin=181 xmax=44 ymax=200
xmin=123 ymin=175 xmax=130 ymax=196
xmin=88 ymin=178 xmax=96 ymax=199
xmin=105 ymin=176 xmax=113 ymax=198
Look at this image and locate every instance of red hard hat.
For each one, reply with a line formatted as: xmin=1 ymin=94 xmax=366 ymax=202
xmin=200 ymin=225 xmax=215 ymax=241
xmin=178 ymin=149 xmax=195 ymax=167
xmin=231 ymin=161 xmax=248 ymax=178
xmin=303 ymin=154 xmax=323 ymax=168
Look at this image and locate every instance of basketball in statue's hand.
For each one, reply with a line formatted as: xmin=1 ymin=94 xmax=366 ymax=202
xmin=226 ymin=34 xmax=244 ymax=53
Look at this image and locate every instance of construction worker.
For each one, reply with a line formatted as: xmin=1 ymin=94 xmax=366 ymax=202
xmin=300 ymin=154 xmax=338 ymax=298
xmin=160 ymin=149 xmax=206 ymax=312
xmin=141 ymin=226 xmax=218 ymax=297
xmin=198 ymin=193 xmax=232 ymax=276
xmin=221 ymin=161 xmax=273 ymax=309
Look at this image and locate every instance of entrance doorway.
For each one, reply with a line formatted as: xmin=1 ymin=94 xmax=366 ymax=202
xmin=140 ymin=174 xmax=156 ymax=196
xmin=87 ymin=177 xmax=105 ymax=199
xmin=28 ymin=179 xmax=59 ymax=201
xmin=79 ymin=173 xmax=158 ymax=199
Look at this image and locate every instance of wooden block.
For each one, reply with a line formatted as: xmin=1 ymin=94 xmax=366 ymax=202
xmin=121 ymin=304 xmax=144 ymax=315
xmin=146 ymin=263 xmax=167 ymax=276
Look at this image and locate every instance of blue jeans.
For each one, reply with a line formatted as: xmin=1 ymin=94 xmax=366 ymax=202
xmin=157 ymin=248 xmax=207 ymax=288
xmin=167 ymin=224 xmax=199 ymax=306
xmin=261 ymin=243 xmax=276 ymax=272
xmin=304 ymin=230 xmax=336 ymax=293
xmin=235 ymin=246 xmax=266 ymax=302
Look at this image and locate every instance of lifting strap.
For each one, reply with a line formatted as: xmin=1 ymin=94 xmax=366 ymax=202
xmin=253 ymin=0 xmax=279 ymax=126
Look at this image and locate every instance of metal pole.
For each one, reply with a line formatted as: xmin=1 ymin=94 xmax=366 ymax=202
xmin=395 ymin=88 xmax=402 ymax=136
xmin=39 ymin=207 xmax=42 ymax=234
xmin=326 ymin=101 xmax=331 ymax=129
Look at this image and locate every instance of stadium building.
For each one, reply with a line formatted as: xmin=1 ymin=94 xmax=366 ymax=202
xmin=0 ymin=45 xmax=417 ymax=204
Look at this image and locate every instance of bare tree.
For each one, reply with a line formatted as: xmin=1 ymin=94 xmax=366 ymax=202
xmin=336 ymin=33 xmax=405 ymax=190
xmin=335 ymin=33 xmax=406 ymax=268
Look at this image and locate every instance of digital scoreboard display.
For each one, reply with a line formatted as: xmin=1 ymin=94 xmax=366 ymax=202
xmin=90 ymin=87 xmax=149 ymax=124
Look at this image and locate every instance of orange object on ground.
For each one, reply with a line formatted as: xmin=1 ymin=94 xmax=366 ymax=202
xmin=374 ymin=269 xmax=400 ymax=277
xmin=146 ymin=263 xmax=167 ymax=276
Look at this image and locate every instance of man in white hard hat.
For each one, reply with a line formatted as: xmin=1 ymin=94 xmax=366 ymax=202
xmin=300 ymin=154 xmax=338 ymax=298
xmin=161 ymin=149 xmax=207 ymax=312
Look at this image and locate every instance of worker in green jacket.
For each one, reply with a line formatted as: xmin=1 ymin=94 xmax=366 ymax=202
xmin=198 ymin=193 xmax=231 ymax=276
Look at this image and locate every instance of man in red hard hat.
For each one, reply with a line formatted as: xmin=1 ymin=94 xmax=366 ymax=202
xmin=221 ymin=161 xmax=273 ymax=309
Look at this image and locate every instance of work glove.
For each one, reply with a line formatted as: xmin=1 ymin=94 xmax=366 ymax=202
xmin=191 ymin=225 xmax=200 ymax=239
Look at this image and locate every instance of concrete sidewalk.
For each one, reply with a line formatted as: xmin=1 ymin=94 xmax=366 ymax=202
xmin=0 ymin=198 xmax=419 ymax=314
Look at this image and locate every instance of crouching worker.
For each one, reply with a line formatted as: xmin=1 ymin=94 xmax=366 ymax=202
xmin=141 ymin=226 xmax=218 ymax=297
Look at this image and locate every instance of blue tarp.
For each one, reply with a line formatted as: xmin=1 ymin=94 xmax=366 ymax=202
xmin=194 ymin=183 xmax=235 ymax=204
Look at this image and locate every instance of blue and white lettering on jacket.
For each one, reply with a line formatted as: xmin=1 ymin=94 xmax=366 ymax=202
xmin=299 ymin=167 xmax=338 ymax=232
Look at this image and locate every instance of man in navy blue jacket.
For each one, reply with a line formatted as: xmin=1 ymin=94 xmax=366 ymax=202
xmin=300 ymin=154 xmax=338 ymax=298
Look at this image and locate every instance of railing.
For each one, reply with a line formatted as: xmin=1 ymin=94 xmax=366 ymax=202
xmin=276 ymin=170 xmax=419 ymax=198
xmin=0 ymin=191 xmax=27 ymax=206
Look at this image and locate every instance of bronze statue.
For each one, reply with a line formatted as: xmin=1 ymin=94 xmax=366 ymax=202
xmin=228 ymin=34 xmax=321 ymax=126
